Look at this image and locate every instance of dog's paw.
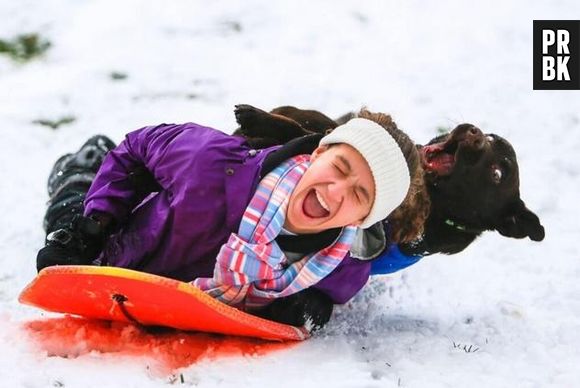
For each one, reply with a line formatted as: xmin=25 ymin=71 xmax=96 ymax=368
xmin=234 ymin=104 xmax=266 ymax=127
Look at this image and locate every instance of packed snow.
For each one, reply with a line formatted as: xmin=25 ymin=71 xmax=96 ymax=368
xmin=1 ymin=0 xmax=579 ymax=387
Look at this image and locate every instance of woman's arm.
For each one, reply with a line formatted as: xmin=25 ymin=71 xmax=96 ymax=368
xmin=83 ymin=123 xmax=194 ymax=224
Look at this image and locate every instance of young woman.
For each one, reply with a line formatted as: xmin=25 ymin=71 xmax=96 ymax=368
xmin=37 ymin=107 xmax=425 ymax=329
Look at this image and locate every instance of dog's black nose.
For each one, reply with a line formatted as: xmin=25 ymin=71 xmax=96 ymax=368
xmin=465 ymin=125 xmax=485 ymax=150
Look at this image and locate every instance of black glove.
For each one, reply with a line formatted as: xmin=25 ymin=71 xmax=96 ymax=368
xmin=256 ymin=288 xmax=334 ymax=331
xmin=36 ymin=214 xmax=111 ymax=272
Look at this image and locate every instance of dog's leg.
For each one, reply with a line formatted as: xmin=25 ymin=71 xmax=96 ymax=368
xmin=234 ymin=104 xmax=315 ymax=145
xmin=271 ymin=106 xmax=338 ymax=133
xmin=334 ymin=111 xmax=356 ymax=126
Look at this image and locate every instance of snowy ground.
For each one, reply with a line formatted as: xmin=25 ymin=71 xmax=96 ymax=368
xmin=1 ymin=0 xmax=579 ymax=387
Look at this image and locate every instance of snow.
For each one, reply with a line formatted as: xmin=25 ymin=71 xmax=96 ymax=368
xmin=1 ymin=0 xmax=579 ymax=387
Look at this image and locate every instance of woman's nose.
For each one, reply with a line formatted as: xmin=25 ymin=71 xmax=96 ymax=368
xmin=327 ymin=178 xmax=354 ymax=201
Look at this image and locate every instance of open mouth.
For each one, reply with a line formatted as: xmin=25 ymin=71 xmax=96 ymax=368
xmin=421 ymin=139 xmax=458 ymax=176
xmin=302 ymin=189 xmax=331 ymax=219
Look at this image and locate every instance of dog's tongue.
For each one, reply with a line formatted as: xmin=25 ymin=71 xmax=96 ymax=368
xmin=423 ymin=144 xmax=455 ymax=176
xmin=426 ymin=153 xmax=455 ymax=175
xmin=303 ymin=190 xmax=329 ymax=218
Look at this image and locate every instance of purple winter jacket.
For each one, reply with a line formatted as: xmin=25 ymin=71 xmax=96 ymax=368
xmin=84 ymin=122 xmax=371 ymax=304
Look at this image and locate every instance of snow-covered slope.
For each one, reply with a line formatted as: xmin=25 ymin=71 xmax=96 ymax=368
xmin=1 ymin=1 xmax=579 ymax=387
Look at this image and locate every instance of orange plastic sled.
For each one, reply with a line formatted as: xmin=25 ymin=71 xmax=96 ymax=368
xmin=19 ymin=266 xmax=310 ymax=341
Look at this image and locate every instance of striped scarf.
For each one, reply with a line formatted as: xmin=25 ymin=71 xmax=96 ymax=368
xmin=193 ymin=155 xmax=357 ymax=308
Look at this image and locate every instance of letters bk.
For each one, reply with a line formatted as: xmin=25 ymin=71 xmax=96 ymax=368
xmin=533 ymin=20 xmax=580 ymax=90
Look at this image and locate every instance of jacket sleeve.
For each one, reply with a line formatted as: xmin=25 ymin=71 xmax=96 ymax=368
xmin=83 ymin=123 xmax=195 ymax=224
xmin=312 ymin=255 xmax=372 ymax=304
xmin=369 ymin=244 xmax=423 ymax=275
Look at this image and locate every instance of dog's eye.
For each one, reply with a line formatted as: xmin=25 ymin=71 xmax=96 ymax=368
xmin=492 ymin=167 xmax=503 ymax=184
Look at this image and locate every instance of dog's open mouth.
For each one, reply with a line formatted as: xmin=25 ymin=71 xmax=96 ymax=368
xmin=421 ymin=139 xmax=458 ymax=176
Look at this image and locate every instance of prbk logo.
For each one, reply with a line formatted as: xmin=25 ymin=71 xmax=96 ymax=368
xmin=533 ymin=20 xmax=580 ymax=90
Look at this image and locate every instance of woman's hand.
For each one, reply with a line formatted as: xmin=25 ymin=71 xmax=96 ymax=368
xmin=36 ymin=214 xmax=111 ymax=271
xmin=254 ymin=288 xmax=334 ymax=331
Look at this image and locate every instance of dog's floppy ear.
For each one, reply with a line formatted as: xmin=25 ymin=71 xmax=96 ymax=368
xmin=496 ymin=199 xmax=545 ymax=241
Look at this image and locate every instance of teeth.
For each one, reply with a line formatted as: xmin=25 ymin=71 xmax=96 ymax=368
xmin=315 ymin=190 xmax=330 ymax=212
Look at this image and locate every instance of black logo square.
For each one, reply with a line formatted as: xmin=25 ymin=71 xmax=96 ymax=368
xmin=533 ymin=20 xmax=580 ymax=90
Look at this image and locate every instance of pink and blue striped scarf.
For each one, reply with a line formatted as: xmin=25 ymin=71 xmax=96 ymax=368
xmin=193 ymin=154 xmax=357 ymax=309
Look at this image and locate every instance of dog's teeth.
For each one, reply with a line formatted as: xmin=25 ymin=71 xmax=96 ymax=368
xmin=315 ymin=191 xmax=330 ymax=212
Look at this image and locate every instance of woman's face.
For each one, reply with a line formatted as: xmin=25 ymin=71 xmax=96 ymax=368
xmin=285 ymin=144 xmax=375 ymax=234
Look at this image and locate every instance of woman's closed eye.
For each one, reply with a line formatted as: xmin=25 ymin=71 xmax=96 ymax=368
xmin=333 ymin=163 xmax=368 ymax=204
xmin=333 ymin=162 xmax=346 ymax=176
xmin=353 ymin=188 xmax=362 ymax=204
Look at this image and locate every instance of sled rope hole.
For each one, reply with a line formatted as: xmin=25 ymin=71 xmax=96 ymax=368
xmin=111 ymin=293 xmax=147 ymax=330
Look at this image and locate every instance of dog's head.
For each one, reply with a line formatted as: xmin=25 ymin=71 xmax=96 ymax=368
xmin=420 ymin=123 xmax=544 ymax=242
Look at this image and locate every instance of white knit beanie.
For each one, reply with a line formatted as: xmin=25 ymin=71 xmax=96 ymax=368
xmin=319 ymin=117 xmax=411 ymax=229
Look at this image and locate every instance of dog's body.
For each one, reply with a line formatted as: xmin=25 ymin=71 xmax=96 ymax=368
xmin=234 ymin=104 xmax=545 ymax=257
